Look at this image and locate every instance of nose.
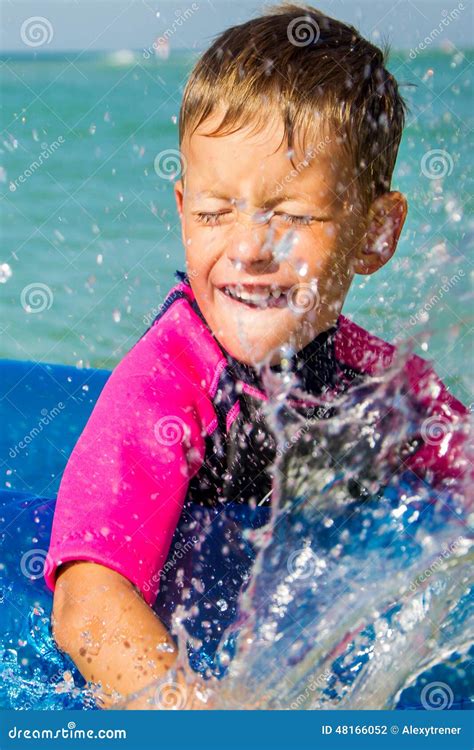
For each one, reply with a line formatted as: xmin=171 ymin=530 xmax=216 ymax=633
xmin=227 ymin=212 xmax=278 ymax=273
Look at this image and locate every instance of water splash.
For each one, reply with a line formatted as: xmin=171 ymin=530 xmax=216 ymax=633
xmin=0 ymin=353 xmax=472 ymax=711
xmin=124 ymin=353 xmax=473 ymax=710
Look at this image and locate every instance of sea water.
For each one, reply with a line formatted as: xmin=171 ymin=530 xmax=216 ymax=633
xmin=0 ymin=48 xmax=472 ymax=404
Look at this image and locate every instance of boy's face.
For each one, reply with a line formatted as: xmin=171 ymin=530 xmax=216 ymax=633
xmin=175 ymin=108 xmax=406 ymax=366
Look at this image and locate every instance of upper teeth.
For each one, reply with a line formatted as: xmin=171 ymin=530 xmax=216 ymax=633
xmin=225 ymin=287 xmax=283 ymax=302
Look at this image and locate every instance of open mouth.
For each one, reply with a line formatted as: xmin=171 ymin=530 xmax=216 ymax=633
xmin=219 ymin=285 xmax=289 ymax=309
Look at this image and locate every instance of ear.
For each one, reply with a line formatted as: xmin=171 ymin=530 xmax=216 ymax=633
xmin=174 ymin=178 xmax=184 ymax=220
xmin=353 ymin=191 xmax=407 ymax=275
xmin=174 ymin=178 xmax=188 ymax=251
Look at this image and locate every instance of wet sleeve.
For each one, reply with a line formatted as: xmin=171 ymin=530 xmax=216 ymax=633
xmin=44 ymin=349 xmax=205 ymax=607
xmin=405 ymin=361 xmax=470 ymax=488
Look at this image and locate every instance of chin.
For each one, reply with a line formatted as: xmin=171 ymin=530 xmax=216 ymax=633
xmin=215 ymin=331 xmax=290 ymax=367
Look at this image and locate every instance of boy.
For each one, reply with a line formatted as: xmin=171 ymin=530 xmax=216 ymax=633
xmin=45 ymin=3 xmax=467 ymax=709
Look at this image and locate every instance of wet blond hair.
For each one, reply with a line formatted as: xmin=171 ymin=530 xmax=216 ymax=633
xmin=179 ymin=3 xmax=406 ymax=209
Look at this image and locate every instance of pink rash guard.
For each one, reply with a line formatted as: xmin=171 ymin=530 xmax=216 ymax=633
xmin=44 ymin=273 xmax=468 ymax=606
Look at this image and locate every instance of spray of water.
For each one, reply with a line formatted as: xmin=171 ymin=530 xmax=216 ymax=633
xmin=119 ymin=350 xmax=473 ymax=710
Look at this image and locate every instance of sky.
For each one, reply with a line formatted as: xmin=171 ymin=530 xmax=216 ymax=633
xmin=0 ymin=0 xmax=472 ymax=53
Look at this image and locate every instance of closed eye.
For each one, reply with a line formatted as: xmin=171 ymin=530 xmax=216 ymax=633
xmin=194 ymin=211 xmax=232 ymax=226
xmin=193 ymin=210 xmax=330 ymax=227
xmin=273 ymin=212 xmax=316 ymax=226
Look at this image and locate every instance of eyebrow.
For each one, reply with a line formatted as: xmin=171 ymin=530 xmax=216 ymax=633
xmin=194 ymin=189 xmax=321 ymax=208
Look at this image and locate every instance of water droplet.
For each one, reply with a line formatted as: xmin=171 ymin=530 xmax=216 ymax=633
xmin=296 ymin=260 xmax=308 ymax=277
xmin=273 ymin=230 xmax=298 ymax=261
xmin=0 ymin=263 xmax=12 ymax=283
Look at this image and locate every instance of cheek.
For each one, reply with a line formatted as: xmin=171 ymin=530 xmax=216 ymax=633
xmin=337 ymin=218 xmax=365 ymax=256
xmin=183 ymin=227 xmax=207 ymax=273
xmin=293 ymin=228 xmax=338 ymax=276
xmin=183 ymin=219 xmax=224 ymax=273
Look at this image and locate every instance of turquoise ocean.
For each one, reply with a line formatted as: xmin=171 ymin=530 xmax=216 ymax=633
xmin=0 ymin=48 xmax=472 ymax=402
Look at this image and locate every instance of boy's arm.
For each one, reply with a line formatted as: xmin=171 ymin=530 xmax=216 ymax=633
xmin=52 ymin=561 xmax=189 ymax=710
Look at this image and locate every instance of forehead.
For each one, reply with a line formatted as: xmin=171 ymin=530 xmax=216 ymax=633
xmin=181 ymin=107 xmax=354 ymax=206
